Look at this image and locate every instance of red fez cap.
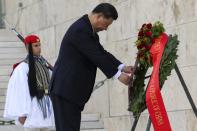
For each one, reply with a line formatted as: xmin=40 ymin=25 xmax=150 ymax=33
xmin=24 ymin=35 xmax=40 ymax=45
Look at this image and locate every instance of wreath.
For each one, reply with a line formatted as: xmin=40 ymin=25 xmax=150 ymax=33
xmin=128 ymin=21 xmax=179 ymax=117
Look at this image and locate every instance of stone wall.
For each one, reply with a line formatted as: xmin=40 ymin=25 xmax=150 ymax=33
xmin=4 ymin=0 xmax=197 ymax=130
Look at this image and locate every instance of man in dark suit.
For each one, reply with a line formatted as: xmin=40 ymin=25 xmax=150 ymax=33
xmin=50 ymin=3 xmax=133 ymax=131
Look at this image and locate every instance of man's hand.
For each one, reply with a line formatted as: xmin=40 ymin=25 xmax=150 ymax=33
xmin=18 ymin=116 xmax=26 ymax=125
xmin=118 ymin=73 xmax=131 ymax=85
xmin=121 ymin=66 xmax=134 ymax=74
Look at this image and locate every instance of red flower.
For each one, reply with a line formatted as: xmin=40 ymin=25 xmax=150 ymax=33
xmin=147 ymin=23 xmax=152 ymax=29
xmin=142 ymin=24 xmax=146 ymax=28
xmin=138 ymin=51 xmax=144 ymax=58
xmin=138 ymin=31 xmax=144 ymax=37
xmin=145 ymin=31 xmax=152 ymax=37
xmin=145 ymin=45 xmax=152 ymax=50
xmin=137 ymin=44 xmax=145 ymax=49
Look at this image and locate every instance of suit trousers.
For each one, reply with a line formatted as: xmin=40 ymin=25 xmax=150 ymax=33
xmin=51 ymin=94 xmax=82 ymax=131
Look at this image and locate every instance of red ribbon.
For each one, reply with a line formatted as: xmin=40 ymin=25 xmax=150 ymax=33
xmin=146 ymin=33 xmax=172 ymax=131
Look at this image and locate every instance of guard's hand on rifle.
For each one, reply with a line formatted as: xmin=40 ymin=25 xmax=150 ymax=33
xmin=118 ymin=73 xmax=131 ymax=85
xmin=121 ymin=66 xmax=134 ymax=74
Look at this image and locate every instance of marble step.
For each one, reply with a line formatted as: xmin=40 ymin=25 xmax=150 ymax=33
xmin=0 ymin=75 xmax=9 ymax=82
xmin=0 ymin=112 xmax=101 ymax=122
xmin=0 ymin=88 xmax=7 ymax=96
xmin=0 ymin=29 xmax=21 ymax=41
xmin=0 ymin=47 xmax=26 ymax=53
xmin=0 ymin=125 xmax=107 ymax=131
xmin=81 ymin=129 xmax=107 ymax=131
xmin=0 ymin=65 xmax=12 ymax=75
xmin=0 ymin=110 xmax=4 ymax=117
xmin=0 ymin=53 xmax=26 ymax=59
xmin=0 ymin=59 xmax=24 ymax=66
xmin=0 ymin=102 xmax=4 ymax=110
xmin=0 ymin=96 xmax=6 ymax=103
xmin=0 ymin=114 xmax=105 ymax=130
xmin=0 ymin=83 xmax=8 ymax=89
xmin=0 ymin=41 xmax=24 ymax=48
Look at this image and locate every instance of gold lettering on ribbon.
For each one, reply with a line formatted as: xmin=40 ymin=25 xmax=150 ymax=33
xmin=152 ymin=37 xmax=162 ymax=55
xmin=149 ymin=83 xmax=164 ymax=126
xmin=146 ymin=33 xmax=172 ymax=130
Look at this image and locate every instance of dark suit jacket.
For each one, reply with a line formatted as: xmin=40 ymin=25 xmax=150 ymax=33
xmin=50 ymin=15 xmax=122 ymax=108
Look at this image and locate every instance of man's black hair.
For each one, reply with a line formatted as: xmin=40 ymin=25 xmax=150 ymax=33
xmin=92 ymin=3 xmax=118 ymax=20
